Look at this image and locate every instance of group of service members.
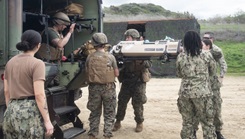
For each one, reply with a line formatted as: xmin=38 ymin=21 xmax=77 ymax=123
xmin=2 ymin=12 xmax=226 ymax=139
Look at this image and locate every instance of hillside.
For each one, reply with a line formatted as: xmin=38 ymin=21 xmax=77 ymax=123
xmin=103 ymin=3 xmax=245 ymax=74
xmin=103 ymin=3 xmax=245 ymax=42
xmin=103 ymin=3 xmax=195 ymax=22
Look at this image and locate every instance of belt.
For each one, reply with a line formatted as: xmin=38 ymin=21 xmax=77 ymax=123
xmin=11 ymin=96 xmax=35 ymax=100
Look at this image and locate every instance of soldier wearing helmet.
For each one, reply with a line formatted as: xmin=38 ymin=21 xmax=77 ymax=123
xmin=113 ymin=29 xmax=152 ymax=133
xmin=85 ymin=33 xmax=119 ymax=139
xmin=39 ymin=12 xmax=76 ymax=61
xmin=52 ymin=12 xmax=71 ymax=26
xmin=35 ymin=12 xmax=76 ymax=86
xmin=124 ymin=29 xmax=140 ymax=41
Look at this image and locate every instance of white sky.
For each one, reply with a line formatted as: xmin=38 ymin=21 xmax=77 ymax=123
xmin=102 ymin=0 xmax=245 ymax=19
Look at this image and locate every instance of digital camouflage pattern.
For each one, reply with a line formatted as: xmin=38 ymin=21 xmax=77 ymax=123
xmin=208 ymin=44 xmax=227 ymax=131
xmin=3 ymin=99 xmax=44 ymax=139
xmin=177 ymin=96 xmax=216 ymax=139
xmin=193 ymin=45 xmax=227 ymax=132
xmin=176 ymin=51 xmax=216 ymax=98
xmin=212 ymin=44 xmax=227 ymax=77
xmin=116 ymin=82 xmax=147 ymax=124
xmin=87 ymin=83 xmax=116 ymax=138
xmin=124 ymin=29 xmax=140 ymax=39
xmin=176 ymin=51 xmax=217 ymax=139
xmin=212 ymin=89 xmax=223 ymax=131
xmin=115 ymin=60 xmax=151 ymax=124
xmin=91 ymin=33 xmax=108 ymax=46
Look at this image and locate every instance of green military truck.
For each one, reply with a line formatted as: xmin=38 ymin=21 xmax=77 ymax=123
xmin=0 ymin=0 xmax=104 ymax=138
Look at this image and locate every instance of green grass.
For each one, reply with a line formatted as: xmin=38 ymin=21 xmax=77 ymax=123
xmin=215 ymin=41 xmax=245 ymax=74
xmin=200 ymin=23 xmax=245 ymax=32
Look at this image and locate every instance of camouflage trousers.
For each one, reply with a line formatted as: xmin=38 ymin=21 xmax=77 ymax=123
xmin=213 ymin=89 xmax=223 ymax=131
xmin=210 ymin=76 xmax=223 ymax=131
xmin=115 ymin=82 xmax=147 ymax=124
xmin=193 ymin=89 xmax=223 ymax=131
xmin=177 ymin=96 xmax=216 ymax=139
xmin=87 ymin=83 xmax=117 ymax=138
xmin=3 ymin=99 xmax=44 ymax=139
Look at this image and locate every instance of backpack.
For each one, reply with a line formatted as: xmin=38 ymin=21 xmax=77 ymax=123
xmin=63 ymin=3 xmax=84 ymax=17
xmin=80 ymin=40 xmax=96 ymax=57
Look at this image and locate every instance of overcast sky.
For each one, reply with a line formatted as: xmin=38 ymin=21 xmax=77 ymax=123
xmin=102 ymin=0 xmax=245 ymax=19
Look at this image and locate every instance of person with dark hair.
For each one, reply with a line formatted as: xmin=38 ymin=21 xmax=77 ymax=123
xmin=202 ymin=39 xmax=213 ymax=50
xmin=112 ymin=29 xmax=152 ymax=133
xmin=86 ymin=33 xmax=119 ymax=139
xmin=3 ymin=30 xmax=54 ymax=138
xmin=176 ymin=30 xmax=217 ymax=139
xmin=192 ymin=32 xmax=227 ymax=139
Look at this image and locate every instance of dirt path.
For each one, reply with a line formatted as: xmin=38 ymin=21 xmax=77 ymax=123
xmin=74 ymin=76 xmax=245 ymax=139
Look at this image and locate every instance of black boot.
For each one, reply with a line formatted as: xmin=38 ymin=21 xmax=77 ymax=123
xmin=216 ymin=131 xmax=225 ymax=139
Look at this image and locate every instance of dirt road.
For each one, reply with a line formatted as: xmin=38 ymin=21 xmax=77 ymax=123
xmin=75 ymin=76 xmax=245 ymax=139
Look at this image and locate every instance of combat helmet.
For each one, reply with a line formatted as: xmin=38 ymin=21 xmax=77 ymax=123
xmin=124 ymin=29 xmax=140 ymax=39
xmin=91 ymin=33 xmax=108 ymax=47
xmin=53 ymin=12 xmax=71 ymax=26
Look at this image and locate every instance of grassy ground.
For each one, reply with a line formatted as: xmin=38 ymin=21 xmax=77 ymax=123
xmin=199 ymin=22 xmax=245 ymax=74
xmin=215 ymin=41 xmax=245 ymax=74
xmin=200 ymin=23 xmax=245 ymax=32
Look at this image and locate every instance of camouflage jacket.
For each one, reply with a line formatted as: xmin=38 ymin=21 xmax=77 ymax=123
xmin=176 ymin=51 xmax=216 ymax=98
xmin=119 ymin=60 xmax=152 ymax=83
xmin=212 ymin=44 xmax=227 ymax=78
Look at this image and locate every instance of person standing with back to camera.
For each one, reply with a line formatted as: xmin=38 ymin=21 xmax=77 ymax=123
xmin=86 ymin=33 xmax=119 ymax=139
xmin=112 ymin=29 xmax=152 ymax=133
xmin=176 ymin=30 xmax=217 ymax=139
xmin=3 ymin=30 xmax=53 ymax=138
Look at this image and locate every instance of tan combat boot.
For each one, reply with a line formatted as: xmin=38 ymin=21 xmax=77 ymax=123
xmin=112 ymin=120 xmax=121 ymax=131
xmin=135 ymin=123 xmax=143 ymax=132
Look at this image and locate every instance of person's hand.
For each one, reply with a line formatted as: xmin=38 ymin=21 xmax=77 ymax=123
xmin=73 ymin=48 xmax=81 ymax=55
xmin=179 ymin=46 xmax=184 ymax=52
xmin=69 ymin=23 xmax=76 ymax=33
xmin=61 ymin=56 xmax=67 ymax=61
xmin=219 ymin=77 xmax=224 ymax=86
xmin=45 ymin=121 xmax=54 ymax=137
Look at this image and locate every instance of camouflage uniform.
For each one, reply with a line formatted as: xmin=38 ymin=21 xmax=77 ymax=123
xmin=176 ymin=51 xmax=217 ymax=139
xmin=115 ymin=60 xmax=151 ymax=124
xmin=86 ymin=33 xmax=118 ymax=138
xmin=194 ymin=45 xmax=227 ymax=132
xmin=3 ymin=99 xmax=44 ymax=139
xmin=210 ymin=44 xmax=227 ymax=131
xmin=87 ymin=83 xmax=117 ymax=137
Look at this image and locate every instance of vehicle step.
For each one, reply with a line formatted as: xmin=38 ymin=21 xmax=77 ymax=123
xmin=63 ymin=127 xmax=86 ymax=139
xmin=54 ymin=106 xmax=78 ymax=115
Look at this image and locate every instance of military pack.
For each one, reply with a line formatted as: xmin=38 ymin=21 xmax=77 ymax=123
xmin=80 ymin=40 xmax=96 ymax=56
xmin=35 ymin=43 xmax=63 ymax=61
xmin=141 ymin=68 xmax=151 ymax=82
xmin=87 ymin=53 xmax=115 ymax=84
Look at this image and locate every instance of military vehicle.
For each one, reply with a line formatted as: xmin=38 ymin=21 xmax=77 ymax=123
xmin=0 ymin=0 xmax=103 ymax=138
xmin=0 ymin=0 xmax=183 ymax=138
